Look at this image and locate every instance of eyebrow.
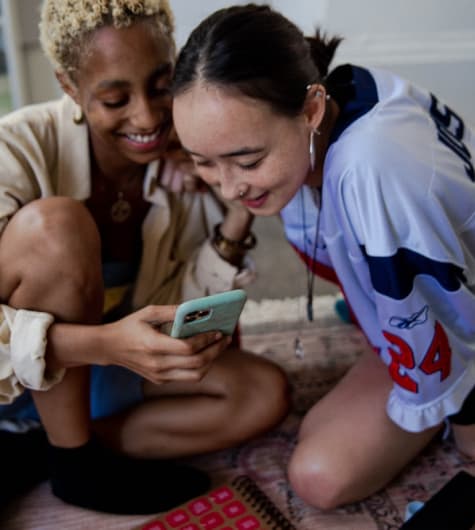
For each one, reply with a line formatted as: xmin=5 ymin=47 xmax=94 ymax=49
xmin=95 ymin=62 xmax=173 ymax=91
xmin=186 ymin=147 xmax=265 ymax=158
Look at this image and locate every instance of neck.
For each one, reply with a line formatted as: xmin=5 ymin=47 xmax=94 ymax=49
xmin=90 ymin=150 xmax=145 ymax=190
xmin=89 ymin=134 xmax=145 ymax=185
xmin=305 ymin=98 xmax=340 ymax=188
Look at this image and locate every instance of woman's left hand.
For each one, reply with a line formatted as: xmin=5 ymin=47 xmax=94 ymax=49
xmin=210 ymin=184 xmax=255 ymax=242
xmin=160 ymin=128 xmax=205 ymax=192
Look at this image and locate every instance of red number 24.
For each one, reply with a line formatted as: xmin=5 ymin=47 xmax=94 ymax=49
xmin=383 ymin=322 xmax=452 ymax=393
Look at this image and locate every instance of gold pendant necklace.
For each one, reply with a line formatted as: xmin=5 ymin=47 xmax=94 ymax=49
xmin=110 ymin=191 xmax=132 ymax=223
xmin=294 ymin=186 xmax=322 ymax=359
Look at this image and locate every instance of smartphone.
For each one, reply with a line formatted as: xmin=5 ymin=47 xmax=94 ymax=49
xmin=169 ymin=289 xmax=247 ymax=339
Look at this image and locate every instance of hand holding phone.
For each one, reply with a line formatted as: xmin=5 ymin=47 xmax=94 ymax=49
xmin=169 ymin=289 xmax=247 ymax=339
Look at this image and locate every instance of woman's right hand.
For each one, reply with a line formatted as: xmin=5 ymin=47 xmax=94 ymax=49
xmin=98 ymin=305 xmax=231 ymax=384
xmin=47 ymin=305 xmax=231 ymax=385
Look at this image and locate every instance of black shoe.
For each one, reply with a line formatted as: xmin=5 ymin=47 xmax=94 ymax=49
xmin=48 ymin=436 xmax=210 ymax=514
xmin=0 ymin=428 xmax=49 ymax=508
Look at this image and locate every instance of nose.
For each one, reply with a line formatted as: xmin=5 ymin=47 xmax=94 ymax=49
xmin=130 ymin=96 xmax=161 ymax=130
xmin=218 ymin=167 xmax=243 ymax=201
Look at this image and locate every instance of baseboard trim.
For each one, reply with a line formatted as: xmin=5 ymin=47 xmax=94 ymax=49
xmin=337 ymin=30 xmax=475 ymax=65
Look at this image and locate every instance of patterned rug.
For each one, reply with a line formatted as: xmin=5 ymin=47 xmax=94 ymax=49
xmin=2 ymin=295 xmax=474 ymax=529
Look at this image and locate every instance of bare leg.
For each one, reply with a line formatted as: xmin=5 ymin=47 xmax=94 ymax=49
xmin=0 ymin=197 xmax=211 ymax=513
xmin=453 ymin=424 xmax=475 ymax=459
xmin=94 ymin=348 xmax=290 ymax=458
xmin=288 ymin=350 xmax=441 ymax=510
xmin=0 ymin=197 xmax=103 ymax=447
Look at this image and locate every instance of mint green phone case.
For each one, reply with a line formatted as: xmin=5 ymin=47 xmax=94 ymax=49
xmin=170 ymin=289 xmax=247 ymax=338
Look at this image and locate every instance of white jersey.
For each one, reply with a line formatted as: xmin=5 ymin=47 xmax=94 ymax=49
xmin=281 ymin=64 xmax=475 ymax=433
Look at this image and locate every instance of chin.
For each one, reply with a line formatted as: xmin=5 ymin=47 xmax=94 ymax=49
xmin=126 ymin=149 xmax=164 ymax=165
xmin=248 ymin=203 xmax=282 ymax=217
xmin=269 ymin=196 xmax=295 ymax=215
xmin=261 ymin=207 xmax=281 ymax=217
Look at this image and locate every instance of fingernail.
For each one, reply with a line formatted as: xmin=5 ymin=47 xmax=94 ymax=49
xmin=215 ymin=332 xmax=223 ymax=340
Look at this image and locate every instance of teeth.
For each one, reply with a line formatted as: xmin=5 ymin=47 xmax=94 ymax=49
xmin=127 ymin=130 xmax=160 ymax=143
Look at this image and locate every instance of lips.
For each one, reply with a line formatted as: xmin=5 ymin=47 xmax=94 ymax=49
xmin=123 ymin=121 xmax=172 ymax=152
xmin=241 ymin=191 xmax=269 ymax=209
xmin=127 ymin=131 xmax=161 ymax=143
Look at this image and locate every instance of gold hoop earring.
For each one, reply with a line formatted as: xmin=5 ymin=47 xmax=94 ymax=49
xmin=73 ymin=106 xmax=84 ymax=125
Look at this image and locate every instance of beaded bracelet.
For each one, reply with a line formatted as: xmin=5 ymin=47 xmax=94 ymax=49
xmin=212 ymin=223 xmax=257 ymax=266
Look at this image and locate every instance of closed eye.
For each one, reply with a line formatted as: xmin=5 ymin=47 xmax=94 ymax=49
xmin=103 ymin=97 xmax=129 ymax=109
xmin=194 ymin=159 xmax=213 ymax=167
xmin=239 ymin=158 xmax=263 ymax=170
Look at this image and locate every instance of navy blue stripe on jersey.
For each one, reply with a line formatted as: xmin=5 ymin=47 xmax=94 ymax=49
xmin=327 ymin=64 xmax=379 ymax=145
xmin=361 ymin=246 xmax=467 ymax=299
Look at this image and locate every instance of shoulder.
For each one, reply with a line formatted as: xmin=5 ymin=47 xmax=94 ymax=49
xmin=326 ymin=64 xmax=439 ymax=182
xmin=325 ymin=80 xmax=439 ymax=200
xmin=325 ymin=129 xmax=432 ymax=211
xmin=0 ymin=97 xmax=67 ymax=126
xmin=0 ymin=97 xmax=71 ymax=149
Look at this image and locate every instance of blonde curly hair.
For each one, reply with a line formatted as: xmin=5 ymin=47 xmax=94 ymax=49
xmin=39 ymin=0 xmax=175 ymax=78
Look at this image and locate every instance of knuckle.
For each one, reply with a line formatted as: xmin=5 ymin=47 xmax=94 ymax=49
xmin=182 ymin=342 xmax=197 ymax=356
xmin=188 ymin=370 xmax=205 ymax=383
xmin=188 ymin=354 xmax=205 ymax=369
xmin=146 ymin=357 xmax=164 ymax=374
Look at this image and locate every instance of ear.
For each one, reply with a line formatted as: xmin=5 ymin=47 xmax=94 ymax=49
xmin=55 ymin=70 xmax=80 ymax=103
xmin=303 ymin=83 xmax=327 ymax=131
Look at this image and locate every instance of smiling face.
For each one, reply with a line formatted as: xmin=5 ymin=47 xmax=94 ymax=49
xmin=61 ymin=20 xmax=174 ymax=174
xmin=173 ymin=83 xmax=312 ymax=216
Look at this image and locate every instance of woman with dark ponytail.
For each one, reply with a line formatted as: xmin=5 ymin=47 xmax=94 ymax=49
xmin=173 ymin=4 xmax=475 ymax=510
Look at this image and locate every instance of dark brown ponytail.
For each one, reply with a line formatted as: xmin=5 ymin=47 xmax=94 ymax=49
xmin=306 ymin=30 xmax=343 ymax=79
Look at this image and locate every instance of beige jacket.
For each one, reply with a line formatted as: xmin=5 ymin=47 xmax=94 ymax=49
xmin=0 ymin=96 xmax=252 ymax=403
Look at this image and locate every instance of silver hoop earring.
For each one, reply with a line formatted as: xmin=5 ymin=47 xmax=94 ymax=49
xmin=309 ymin=129 xmax=317 ymax=172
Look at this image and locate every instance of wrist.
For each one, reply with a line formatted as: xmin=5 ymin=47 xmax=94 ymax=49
xmin=47 ymin=322 xmax=103 ymax=369
xmin=220 ymin=209 xmax=254 ymax=241
xmin=212 ymin=223 xmax=257 ymax=267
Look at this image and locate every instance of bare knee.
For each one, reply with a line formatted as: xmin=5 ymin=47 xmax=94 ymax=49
xmin=5 ymin=196 xmax=101 ymax=256
xmin=213 ymin=350 xmax=290 ymax=443
xmin=244 ymin=354 xmax=291 ymax=430
xmin=0 ymin=197 xmax=102 ymax=319
xmin=288 ymin=443 xmax=350 ymax=510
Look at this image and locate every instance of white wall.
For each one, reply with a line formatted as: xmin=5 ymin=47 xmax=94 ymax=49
xmin=171 ymin=0 xmax=328 ymax=49
xmin=3 ymin=0 xmax=61 ymax=107
xmin=324 ymin=0 xmax=475 ymax=126
xmin=4 ymin=0 xmax=475 ymax=125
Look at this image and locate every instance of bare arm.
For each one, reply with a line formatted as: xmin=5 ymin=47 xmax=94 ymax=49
xmin=46 ymin=305 xmax=231 ymax=384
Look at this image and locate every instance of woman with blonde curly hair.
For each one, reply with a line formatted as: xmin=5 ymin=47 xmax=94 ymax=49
xmin=0 ymin=0 xmax=289 ymax=514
